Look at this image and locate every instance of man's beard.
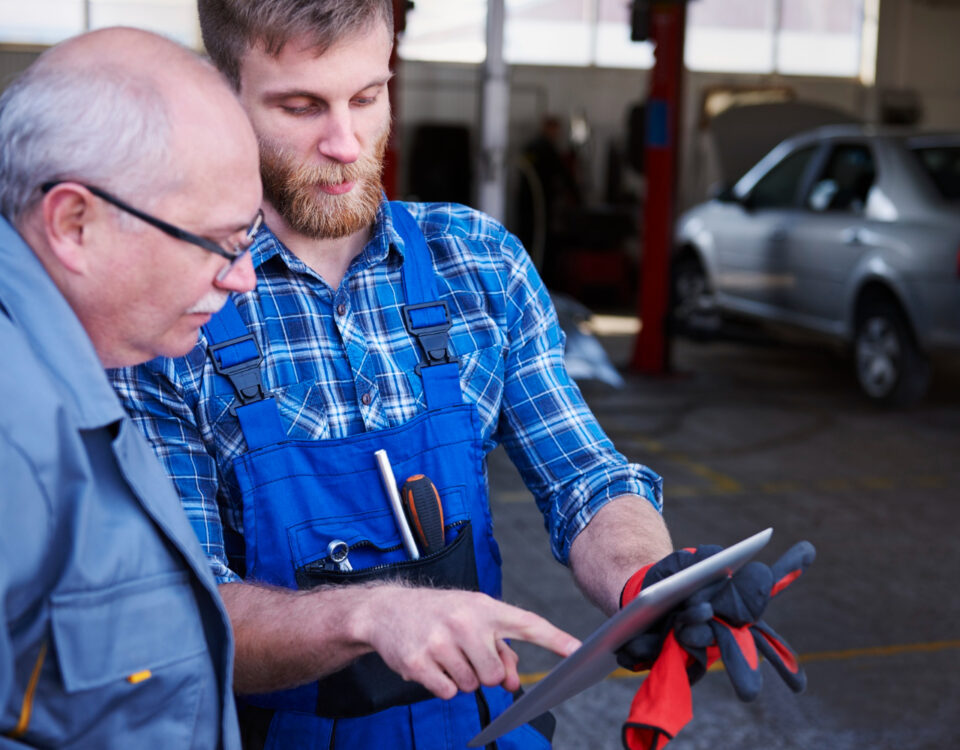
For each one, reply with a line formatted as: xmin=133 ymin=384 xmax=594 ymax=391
xmin=259 ymin=129 xmax=388 ymax=240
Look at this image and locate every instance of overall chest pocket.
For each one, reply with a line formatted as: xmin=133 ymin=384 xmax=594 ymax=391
xmin=289 ymin=493 xmax=480 ymax=720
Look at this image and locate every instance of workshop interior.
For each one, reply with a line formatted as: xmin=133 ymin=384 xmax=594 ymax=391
xmin=2 ymin=1 xmax=960 ymax=748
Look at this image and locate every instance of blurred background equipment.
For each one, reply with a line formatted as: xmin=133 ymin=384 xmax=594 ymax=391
xmin=408 ymin=123 xmax=473 ymax=205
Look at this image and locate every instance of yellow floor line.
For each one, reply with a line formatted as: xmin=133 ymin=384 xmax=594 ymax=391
xmin=518 ymin=639 xmax=960 ymax=686
xmin=633 ymin=438 xmax=744 ymax=495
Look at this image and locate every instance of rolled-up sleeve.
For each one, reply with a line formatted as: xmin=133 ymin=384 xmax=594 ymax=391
xmin=494 ymin=234 xmax=663 ymax=565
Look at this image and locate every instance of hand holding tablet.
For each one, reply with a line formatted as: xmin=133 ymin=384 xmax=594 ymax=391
xmin=469 ymin=528 xmax=779 ymax=747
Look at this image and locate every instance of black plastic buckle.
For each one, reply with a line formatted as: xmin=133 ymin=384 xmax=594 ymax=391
xmin=208 ymin=334 xmax=271 ymax=410
xmin=402 ymin=301 xmax=459 ymax=374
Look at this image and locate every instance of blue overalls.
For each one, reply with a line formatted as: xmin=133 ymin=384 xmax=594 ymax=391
xmin=203 ymin=204 xmax=552 ymax=749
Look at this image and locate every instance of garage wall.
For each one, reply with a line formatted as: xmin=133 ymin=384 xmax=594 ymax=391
xmin=396 ymin=0 xmax=960 ymax=218
xmin=3 ymin=0 xmax=959 ymax=217
xmin=875 ymin=0 xmax=960 ymax=128
xmin=397 ymin=61 xmax=871 ymax=219
xmin=0 ymin=45 xmax=43 ymax=91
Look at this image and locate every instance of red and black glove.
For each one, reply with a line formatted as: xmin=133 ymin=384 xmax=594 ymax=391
xmin=615 ymin=541 xmax=815 ymax=750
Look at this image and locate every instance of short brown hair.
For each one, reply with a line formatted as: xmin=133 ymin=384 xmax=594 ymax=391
xmin=198 ymin=0 xmax=394 ymax=89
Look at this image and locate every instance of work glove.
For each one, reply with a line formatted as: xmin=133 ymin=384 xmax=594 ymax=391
xmin=615 ymin=541 xmax=815 ymax=750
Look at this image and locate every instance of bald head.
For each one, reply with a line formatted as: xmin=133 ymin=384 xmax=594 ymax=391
xmin=43 ymin=26 xmax=215 ymax=78
xmin=0 ymin=27 xmax=258 ymax=224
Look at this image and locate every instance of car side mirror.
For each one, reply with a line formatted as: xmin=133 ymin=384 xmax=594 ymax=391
xmin=708 ymin=182 xmax=734 ymax=201
xmin=712 ymin=183 xmax=751 ymax=209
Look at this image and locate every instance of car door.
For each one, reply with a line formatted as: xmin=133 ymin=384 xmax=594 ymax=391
xmin=712 ymin=144 xmax=820 ymax=319
xmin=783 ymin=142 xmax=878 ymax=335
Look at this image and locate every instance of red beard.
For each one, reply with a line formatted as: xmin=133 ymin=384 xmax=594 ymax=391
xmin=259 ymin=128 xmax=389 ymax=240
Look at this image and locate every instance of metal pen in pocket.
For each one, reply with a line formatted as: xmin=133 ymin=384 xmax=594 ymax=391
xmin=374 ymin=449 xmax=420 ymax=560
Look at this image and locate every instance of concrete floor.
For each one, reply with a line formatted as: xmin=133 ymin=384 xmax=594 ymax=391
xmin=490 ymin=327 xmax=960 ymax=750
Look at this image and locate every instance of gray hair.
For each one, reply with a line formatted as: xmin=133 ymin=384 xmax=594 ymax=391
xmin=0 ymin=57 xmax=176 ymax=224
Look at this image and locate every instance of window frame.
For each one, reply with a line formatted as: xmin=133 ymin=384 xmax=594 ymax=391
xmin=736 ymin=142 xmax=822 ymax=211
xmin=803 ymin=141 xmax=878 ymax=215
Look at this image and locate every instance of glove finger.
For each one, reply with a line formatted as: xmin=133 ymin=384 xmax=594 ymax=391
xmin=711 ymin=619 xmax=762 ymax=702
xmin=769 ymin=541 xmax=816 ymax=598
xmin=618 ymin=597 xmax=715 ymax=671
xmin=676 ymin=621 xmax=713 ymax=650
xmin=752 ymin=620 xmax=807 ymax=693
xmin=616 ymin=632 xmax=666 ymax=671
xmin=675 ymin=601 xmax=713 ymax=627
xmin=684 ymin=577 xmax=728 ymax=608
xmin=711 ymin=563 xmax=772 ymax=625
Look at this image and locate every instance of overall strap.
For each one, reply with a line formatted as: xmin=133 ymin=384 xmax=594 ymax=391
xmin=203 ymin=298 xmax=285 ymax=449
xmin=204 ymin=204 xmax=463 ymax=448
xmin=389 ymin=202 xmax=463 ymax=411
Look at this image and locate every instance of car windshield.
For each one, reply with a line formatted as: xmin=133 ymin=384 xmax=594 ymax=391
xmin=910 ymin=145 xmax=960 ymax=200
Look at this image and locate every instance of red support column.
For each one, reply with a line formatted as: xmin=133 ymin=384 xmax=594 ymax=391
xmin=631 ymin=2 xmax=687 ymax=373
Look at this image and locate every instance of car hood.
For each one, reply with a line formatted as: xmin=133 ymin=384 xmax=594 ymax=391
xmin=711 ymin=101 xmax=860 ymax=186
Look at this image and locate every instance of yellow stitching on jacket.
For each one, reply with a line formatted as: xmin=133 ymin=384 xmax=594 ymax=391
xmin=5 ymin=640 xmax=47 ymax=739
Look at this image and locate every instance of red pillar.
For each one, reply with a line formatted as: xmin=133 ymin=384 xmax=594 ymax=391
xmin=631 ymin=2 xmax=687 ymax=373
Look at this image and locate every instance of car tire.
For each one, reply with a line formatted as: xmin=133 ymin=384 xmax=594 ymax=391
xmin=853 ymin=298 xmax=930 ymax=406
xmin=670 ymin=254 xmax=720 ymax=339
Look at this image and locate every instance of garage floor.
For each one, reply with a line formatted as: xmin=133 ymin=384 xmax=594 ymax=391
xmin=491 ymin=324 xmax=960 ymax=750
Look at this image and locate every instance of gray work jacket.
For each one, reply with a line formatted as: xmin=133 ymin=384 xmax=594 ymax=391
xmin=0 ymin=217 xmax=240 ymax=748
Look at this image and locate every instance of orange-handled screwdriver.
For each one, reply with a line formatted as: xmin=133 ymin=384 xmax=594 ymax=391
xmin=400 ymin=474 xmax=445 ymax=555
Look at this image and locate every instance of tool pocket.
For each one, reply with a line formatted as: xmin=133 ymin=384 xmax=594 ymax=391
xmin=294 ymin=521 xmax=479 ymax=718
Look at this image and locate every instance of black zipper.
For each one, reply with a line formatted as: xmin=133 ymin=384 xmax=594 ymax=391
xmin=301 ymin=521 xmax=468 ymax=578
xmin=474 ymin=690 xmax=498 ymax=750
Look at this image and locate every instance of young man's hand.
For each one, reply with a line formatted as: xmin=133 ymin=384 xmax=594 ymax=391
xmin=352 ymin=585 xmax=581 ymax=699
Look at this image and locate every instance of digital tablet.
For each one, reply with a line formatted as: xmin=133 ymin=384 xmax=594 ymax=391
xmin=468 ymin=528 xmax=773 ymax=747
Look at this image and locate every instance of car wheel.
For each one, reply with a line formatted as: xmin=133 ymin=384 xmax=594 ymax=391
xmin=670 ymin=254 xmax=720 ymax=338
xmin=853 ymin=298 xmax=930 ymax=406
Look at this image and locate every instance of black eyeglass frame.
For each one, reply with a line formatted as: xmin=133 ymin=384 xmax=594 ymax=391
xmin=41 ymin=181 xmax=263 ymax=268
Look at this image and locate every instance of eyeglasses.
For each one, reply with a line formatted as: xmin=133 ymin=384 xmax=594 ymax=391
xmin=41 ymin=181 xmax=263 ymax=281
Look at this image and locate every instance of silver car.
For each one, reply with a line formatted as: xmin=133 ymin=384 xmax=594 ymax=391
xmin=673 ymin=124 xmax=960 ymax=405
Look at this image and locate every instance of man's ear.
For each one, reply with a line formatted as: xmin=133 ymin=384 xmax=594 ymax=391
xmin=41 ymin=184 xmax=98 ymax=274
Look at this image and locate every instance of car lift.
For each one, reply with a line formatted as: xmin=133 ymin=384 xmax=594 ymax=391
xmin=630 ymin=0 xmax=690 ymax=374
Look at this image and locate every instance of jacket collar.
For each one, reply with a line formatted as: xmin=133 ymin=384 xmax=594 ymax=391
xmin=0 ymin=216 xmax=125 ymax=429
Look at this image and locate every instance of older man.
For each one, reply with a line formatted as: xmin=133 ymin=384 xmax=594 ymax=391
xmin=110 ymin=1 xmax=672 ymax=748
xmin=0 ymin=27 xmax=263 ymax=748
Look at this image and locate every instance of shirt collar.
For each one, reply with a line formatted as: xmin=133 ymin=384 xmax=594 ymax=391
xmin=248 ymin=197 xmax=409 ymax=276
xmin=0 ymin=216 xmax=125 ymax=429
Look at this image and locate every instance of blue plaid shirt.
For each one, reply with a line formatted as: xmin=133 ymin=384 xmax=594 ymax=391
xmin=109 ymin=201 xmax=662 ymax=583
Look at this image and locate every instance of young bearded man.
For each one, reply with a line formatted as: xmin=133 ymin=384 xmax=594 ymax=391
xmin=109 ymin=2 xmax=674 ymax=748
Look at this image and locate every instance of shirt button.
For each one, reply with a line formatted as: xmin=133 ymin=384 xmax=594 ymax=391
xmin=336 ymin=303 xmax=346 ymax=316
xmin=361 ymin=392 xmax=372 ymax=406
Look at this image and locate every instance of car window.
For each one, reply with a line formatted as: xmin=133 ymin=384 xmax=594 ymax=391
xmin=748 ymin=145 xmax=818 ymax=209
xmin=805 ymin=144 xmax=876 ymax=213
xmin=910 ymin=146 xmax=960 ymax=200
